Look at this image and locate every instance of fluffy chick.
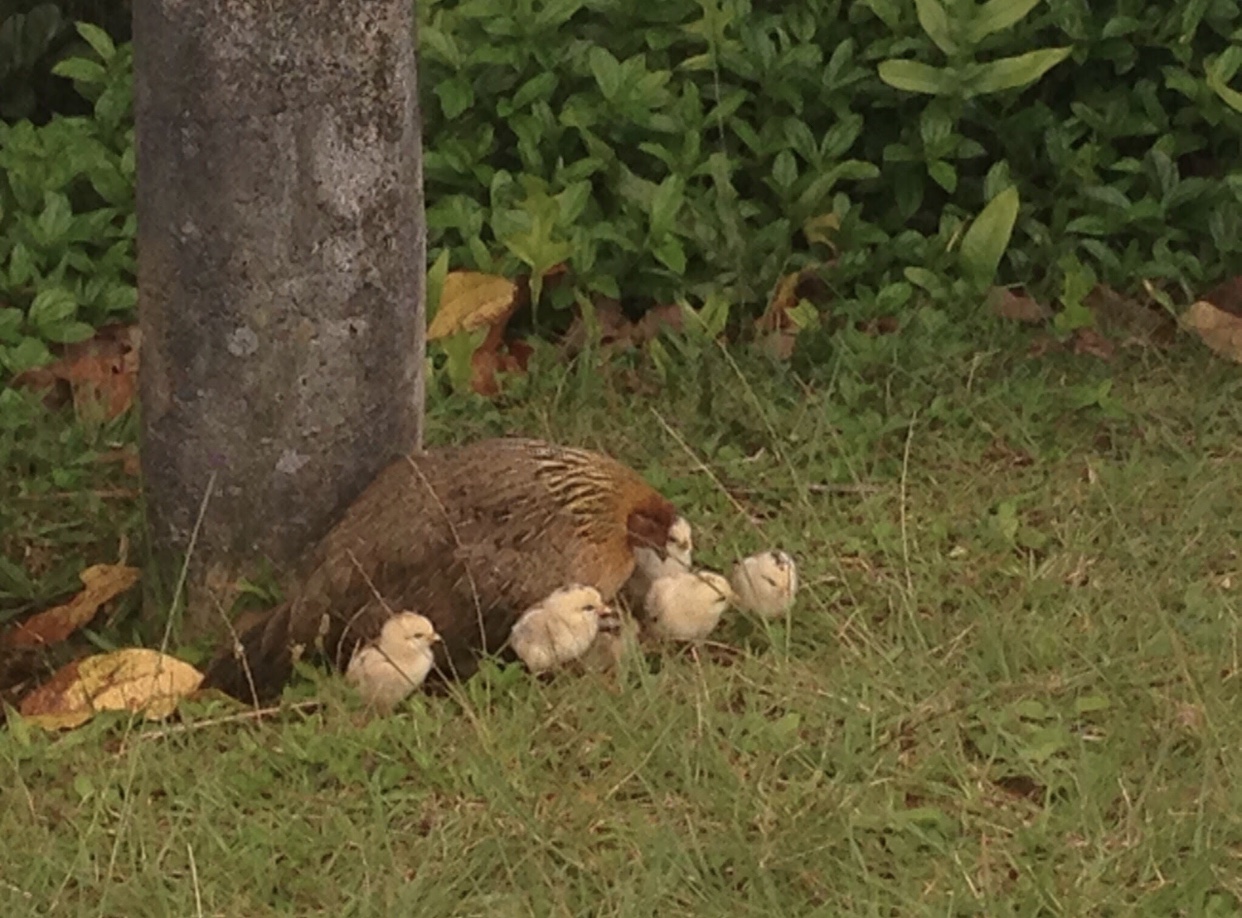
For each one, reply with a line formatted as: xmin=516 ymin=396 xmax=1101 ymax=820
xmin=576 ymin=612 xmax=639 ymax=674
xmin=510 ymin=585 xmax=619 ymax=673
xmin=643 ymin=570 xmax=734 ymax=642
xmin=345 ymin=612 xmax=441 ymax=711
xmin=625 ymin=515 xmax=693 ymax=610
xmin=730 ymin=550 xmax=798 ymax=619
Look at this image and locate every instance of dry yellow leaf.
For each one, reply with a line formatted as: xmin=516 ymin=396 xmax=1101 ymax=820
xmin=1 ymin=563 xmax=141 ymax=649
xmin=427 ymin=271 xmax=518 ymax=341
xmin=19 ymin=648 xmax=204 ymax=730
xmin=1182 ymin=300 xmax=1242 ymax=363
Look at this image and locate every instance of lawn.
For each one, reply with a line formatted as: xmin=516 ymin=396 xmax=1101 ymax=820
xmin=2 ymin=321 xmax=1241 ymax=916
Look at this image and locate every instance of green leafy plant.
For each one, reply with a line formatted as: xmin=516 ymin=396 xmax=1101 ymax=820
xmin=0 ymin=21 xmax=133 ymax=375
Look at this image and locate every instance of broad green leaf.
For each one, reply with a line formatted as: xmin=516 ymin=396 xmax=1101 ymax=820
xmin=52 ymin=58 xmax=107 ymax=85
xmin=75 ymin=22 xmax=117 ymax=61
xmin=1207 ymin=57 xmax=1242 ymax=113
xmin=434 ymin=77 xmax=474 ymax=119
xmin=864 ymin=0 xmax=903 ymax=29
xmin=425 ymin=248 xmax=452 ymax=320
xmin=555 ymin=181 xmax=592 ymax=225
xmin=588 ymin=48 xmax=623 ymax=100
xmin=914 ymin=0 xmax=957 ymax=54
xmin=965 ymin=47 xmax=1072 ymax=97
xmin=772 ymin=150 xmax=798 ymax=190
xmin=36 ymin=192 xmax=74 ymax=246
xmin=42 ymin=321 xmax=95 ymax=345
xmin=928 ymin=159 xmax=957 ymax=192
xmin=967 ymin=0 xmax=1043 ymax=44
xmin=649 ymin=175 xmax=685 ymax=239
xmin=8 ymin=243 xmax=38 ymax=286
xmin=904 ymin=266 xmax=943 ymax=292
xmin=511 ymin=72 xmax=558 ymax=110
xmin=652 ymin=235 xmax=686 ymax=274
xmin=920 ymin=103 xmax=956 ymax=157
xmin=28 ymin=287 xmax=79 ymax=330
xmin=960 ymin=185 xmax=1020 ymax=287
xmin=0 ymin=308 xmax=22 ymax=345
xmin=3 ymin=337 xmax=54 ymax=374
xmin=795 ymin=160 xmax=881 ymax=215
xmin=877 ymin=59 xmax=959 ymax=96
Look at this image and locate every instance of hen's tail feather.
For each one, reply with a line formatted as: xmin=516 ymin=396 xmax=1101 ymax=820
xmin=201 ymin=602 xmax=302 ymax=705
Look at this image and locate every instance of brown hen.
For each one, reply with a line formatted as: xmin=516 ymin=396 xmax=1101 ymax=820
xmin=201 ymin=437 xmax=682 ymax=704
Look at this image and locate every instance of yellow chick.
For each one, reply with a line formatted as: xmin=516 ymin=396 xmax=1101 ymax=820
xmin=730 ymin=550 xmax=798 ymax=619
xmin=509 ymin=585 xmax=619 ymax=673
xmin=643 ymin=570 xmax=734 ymax=642
xmin=576 ymin=612 xmax=639 ymax=674
xmin=345 ymin=612 xmax=441 ymax=711
xmin=625 ymin=516 xmax=693 ymax=610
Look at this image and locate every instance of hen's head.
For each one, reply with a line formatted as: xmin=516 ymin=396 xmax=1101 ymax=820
xmin=626 ymin=494 xmax=685 ymax=558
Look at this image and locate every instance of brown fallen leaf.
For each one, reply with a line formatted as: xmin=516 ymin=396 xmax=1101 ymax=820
xmin=1071 ymin=328 xmax=1116 ymax=362
xmin=13 ymin=323 xmax=140 ymax=420
xmin=469 ymin=338 xmax=533 ymax=397
xmin=1182 ymin=300 xmax=1242 ymax=363
xmin=1085 ymin=285 xmax=1176 ymax=347
xmin=19 ymin=648 xmax=204 ymax=730
xmin=427 ymin=271 xmax=521 ymax=341
xmin=756 ymin=266 xmax=832 ymax=358
xmin=561 ymin=298 xmax=634 ymax=355
xmin=989 ymin=286 xmax=1052 ymax=324
xmin=855 ymin=316 xmax=900 ymax=336
xmin=96 ymin=446 xmax=141 ymax=477
xmin=758 ymin=329 xmax=798 ymax=360
xmin=1200 ymin=275 xmax=1242 ymax=317
xmin=1 ymin=564 xmax=141 ymax=650
xmin=630 ymin=302 xmax=684 ymax=346
xmin=758 ymin=267 xmax=830 ymax=333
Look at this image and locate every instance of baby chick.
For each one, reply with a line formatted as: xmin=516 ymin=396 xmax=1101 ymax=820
xmin=626 ymin=516 xmax=694 ymax=610
xmin=730 ymin=550 xmax=798 ymax=619
xmin=510 ymin=585 xmax=619 ymax=674
xmin=576 ymin=612 xmax=639 ymax=674
xmin=345 ymin=612 xmax=441 ymax=711
xmin=643 ymin=570 xmax=734 ymax=642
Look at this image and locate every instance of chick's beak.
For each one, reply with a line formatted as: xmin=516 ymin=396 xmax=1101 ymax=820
xmin=597 ymin=607 xmax=622 ymax=633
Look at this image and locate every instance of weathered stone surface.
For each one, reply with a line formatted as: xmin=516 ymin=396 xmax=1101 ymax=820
xmin=133 ymin=0 xmax=426 ymax=638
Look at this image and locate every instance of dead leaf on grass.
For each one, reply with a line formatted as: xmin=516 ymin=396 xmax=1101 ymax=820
xmin=1085 ymin=285 xmax=1176 ymax=347
xmin=755 ymin=267 xmax=833 ymax=359
xmin=96 ymin=446 xmax=141 ymax=477
xmin=18 ymin=648 xmax=204 ymax=730
xmin=1 ymin=564 xmax=140 ymax=650
xmin=1071 ymin=328 xmax=1115 ymax=361
xmin=13 ymin=323 xmax=140 ymax=420
xmin=427 ymin=271 xmax=521 ymax=341
xmin=561 ymin=299 xmax=683 ymax=358
xmin=630 ymin=302 xmax=684 ymax=345
xmin=988 ymin=286 xmax=1052 ymax=324
xmin=469 ymin=338 xmax=533 ymax=397
xmin=1182 ymin=299 xmax=1242 ymax=363
xmin=1200 ymin=275 xmax=1242 ymax=317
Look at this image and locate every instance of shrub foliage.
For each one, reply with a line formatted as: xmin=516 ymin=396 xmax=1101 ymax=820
xmin=5 ymin=1 xmax=1242 ymax=372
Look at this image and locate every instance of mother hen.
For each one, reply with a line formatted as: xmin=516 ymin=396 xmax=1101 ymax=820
xmin=201 ymin=437 xmax=683 ymax=704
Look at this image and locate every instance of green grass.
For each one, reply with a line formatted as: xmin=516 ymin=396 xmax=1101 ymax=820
xmin=2 ymin=319 xmax=1241 ymax=916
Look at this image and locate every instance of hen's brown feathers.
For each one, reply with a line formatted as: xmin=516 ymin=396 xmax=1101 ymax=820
xmin=201 ymin=437 xmax=678 ymax=704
